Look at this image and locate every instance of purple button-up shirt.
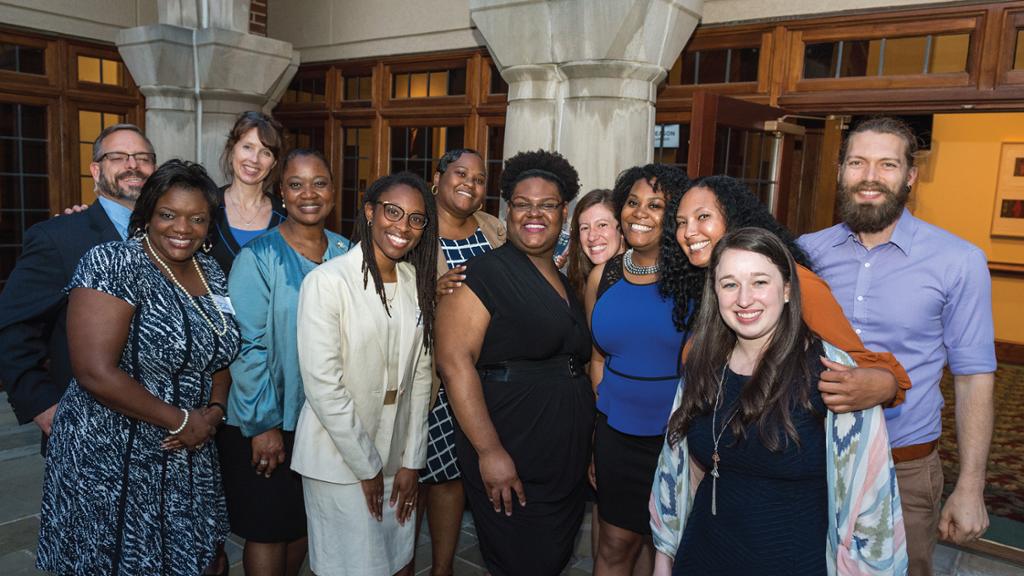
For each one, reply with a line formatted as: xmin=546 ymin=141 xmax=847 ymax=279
xmin=798 ymin=209 xmax=995 ymax=448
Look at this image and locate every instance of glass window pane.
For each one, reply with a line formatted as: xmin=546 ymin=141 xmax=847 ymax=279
xmin=80 ymin=143 xmax=94 ymax=174
xmin=680 ymin=51 xmax=697 ymax=85
xmin=101 ymin=59 xmax=121 ymax=85
xmin=0 ymin=212 xmax=19 ymax=245
xmin=23 ymin=140 xmax=47 ymax=175
xmin=77 ymin=56 xmax=101 ymax=83
xmin=489 ymin=63 xmax=508 ymax=94
xmin=428 ymin=71 xmax=448 ymax=97
xmin=312 ymin=77 xmax=325 ymax=102
xmin=81 ymin=176 xmax=96 ymax=204
xmin=0 ymin=44 xmax=45 ymax=75
xmin=867 ymin=39 xmax=883 ymax=76
xmin=839 ymin=40 xmax=871 ymax=77
xmin=79 ymin=111 xmax=102 ymax=141
xmin=1016 ymin=30 xmax=1024 ymax=70
xmin=393 ymin=73 xmax=409 ymax=99
xmin=410 ymin=73 xmax=428 ymax=98
xmin=884 ymin=36 xmax=928 ymax=75
xmin=358 ymin=77 xmax=372 ymax=100
xmin=0 ymin=140 xmax=15 ymax=172
xmin=804 ymin=42 xmax=837 ymax=79
xmin=22 ymin=105 xmax=46 ymax=139
xmin=0 ymin=103 xmax=17 ymax=136
xmin=0 ymin=176 xmax=19 ymax=210
xmin=345 ymin=77 xmax=357 ymax=100
xmin=449 ymin=67 xmax=467 ymax=95
xmin=728 ymin=47 xmax=759 ymax=83
xmin=697 ymin=50 xmax=727 ymax=84
xmin=103 ymin=112 xmax=124 ymax=128
xmin=23 ymin=176 xmax=48 ymax=210
xmin=931 ymin=33 xmax=969 ymax=74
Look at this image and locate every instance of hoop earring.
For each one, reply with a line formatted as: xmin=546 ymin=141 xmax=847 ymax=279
xmin=367 ymin=219 xmax=372 ymax=227
xmin=431 ymin=185 xmax=438 ymax=196
xmin=202 ymin=239 xmax=213 ymax=253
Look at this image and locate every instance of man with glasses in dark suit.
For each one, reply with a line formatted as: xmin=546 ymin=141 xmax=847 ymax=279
xmin=0 ymin=123 xmax=155 ymax=444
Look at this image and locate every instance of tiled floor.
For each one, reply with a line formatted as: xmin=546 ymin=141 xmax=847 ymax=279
xmin=1 ymin=399 xmax=1020 ymax=576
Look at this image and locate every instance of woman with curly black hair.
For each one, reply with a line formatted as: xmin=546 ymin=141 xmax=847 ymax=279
xmin=587 ymin=164 xmax=689 ymax=576
xmin=436 ymin=150 xmax=593 ymax=575
xmin=659 ymin=174 xmax=909 ymax=411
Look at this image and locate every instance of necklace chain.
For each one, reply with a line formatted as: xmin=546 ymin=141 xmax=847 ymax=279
xmin=623 ymin=248 xmax=660 ymax=275
xmin=144 ymin=236 xmax=230 ymax=337
xmin=228 ymin=191 xmax=266 ymax=227
xmin=710 ymin=360 xmax=736 ymax=516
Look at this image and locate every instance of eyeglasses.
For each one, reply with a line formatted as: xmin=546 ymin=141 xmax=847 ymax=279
xmin=509 ymin=200 xmax=564 ymax=214
xmin=97 ymin=152 xmax=157 ymax=166
xmin=375 ymin=201 xmax=428 ymax=230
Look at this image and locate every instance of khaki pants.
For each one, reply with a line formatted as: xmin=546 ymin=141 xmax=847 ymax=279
xmin=894 ymin=449 xmax=943 ymax=576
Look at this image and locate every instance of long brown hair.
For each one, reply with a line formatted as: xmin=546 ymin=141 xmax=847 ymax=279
xmin=566 ymin=188 xmax=616 ymax=301
xmin=667 ymin=227 xmax=818 ymax=452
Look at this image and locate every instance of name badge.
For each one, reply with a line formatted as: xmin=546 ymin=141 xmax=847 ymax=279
xmin=212 ymin=294 xmax=235 ymax=315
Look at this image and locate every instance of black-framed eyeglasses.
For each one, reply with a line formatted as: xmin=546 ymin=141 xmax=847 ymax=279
xmin=97 ymin=151 xmax=157 ymax=166
xmin=375 ymin=201 xmax=428 ymax=230
xmin=509 ymin=200 xmax=564 ymax=214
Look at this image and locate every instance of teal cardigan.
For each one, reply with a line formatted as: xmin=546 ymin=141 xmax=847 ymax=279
xmin=225 ymin=227 xmax=351 ymax=436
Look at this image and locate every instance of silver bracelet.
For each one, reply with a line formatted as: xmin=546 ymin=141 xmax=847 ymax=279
xmin=168 ymin=408 xmax=189 ymax=435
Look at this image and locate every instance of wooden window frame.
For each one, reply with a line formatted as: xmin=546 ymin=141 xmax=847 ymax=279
xmin=337 ymin=120 xmax=377 ymax=236
xmin=384 ymin=54 xmax=475 ymax=109
xmin=479 ymin=57 xmax=508 ymax=106
xmin=0 ymin=29 xmax=59 ymax=90
xmin=275 ymin=64 xmax=334 ymax=112
xmin=0 ymin=91 xmax=62 ymax=211
xmin=67 ymin=101 xmax=143 ymax=205
xmin=67 ymin=43 xmax=139 ymax=98
xmin=660 ymin=29 xmax=771 ymax=99
xmin=996 ymin=8 xmax=1024 ymax=89
xmin=784 ymin=16 xmax=981 ymax=94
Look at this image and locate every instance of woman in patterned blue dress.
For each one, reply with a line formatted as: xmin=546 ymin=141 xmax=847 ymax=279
xmin=37 ymin=160 xmax=241 ymax=576
xmin=417 ymin=148 xmax=505 ymax=576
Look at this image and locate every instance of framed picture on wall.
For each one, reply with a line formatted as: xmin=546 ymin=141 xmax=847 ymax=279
xmin=991 ymin=142 xmax=1024 ymax=238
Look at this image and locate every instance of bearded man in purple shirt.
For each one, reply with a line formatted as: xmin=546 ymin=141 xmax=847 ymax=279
xmin=798 ymin=116 xmax=996 ymax=576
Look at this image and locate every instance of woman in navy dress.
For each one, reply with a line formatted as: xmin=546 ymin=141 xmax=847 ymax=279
xmin=37 ymin=160 xmax=241 ymax=576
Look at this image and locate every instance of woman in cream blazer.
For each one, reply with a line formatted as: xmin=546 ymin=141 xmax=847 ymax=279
xmin=292 ymin=172 xmax=438 ymax=576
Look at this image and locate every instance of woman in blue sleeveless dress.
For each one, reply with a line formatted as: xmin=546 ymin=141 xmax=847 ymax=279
xmin=585 ymin=164 xmax=690 ymax=575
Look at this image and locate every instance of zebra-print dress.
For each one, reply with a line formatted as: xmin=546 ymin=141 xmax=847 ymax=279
xmin=37 ymin=239 xmax=240 ymax=576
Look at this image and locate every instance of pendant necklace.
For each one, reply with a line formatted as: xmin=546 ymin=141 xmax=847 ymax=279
xmin=710 ymin=360 xmax=736 ymax=516
xmin=623 ymin=248 xmax=659 ymax=275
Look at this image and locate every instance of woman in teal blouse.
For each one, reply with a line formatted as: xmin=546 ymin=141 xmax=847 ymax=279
xmin=218 ymin=148 xmax=350 ymax=576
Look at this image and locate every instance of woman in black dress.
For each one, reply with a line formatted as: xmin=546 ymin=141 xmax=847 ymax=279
xmin=436 ymin=150 xmax=594 ymax=576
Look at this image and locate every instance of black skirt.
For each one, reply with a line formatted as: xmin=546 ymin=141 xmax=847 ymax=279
xmin=455 ymin=360 xmax=595 ymax=576
xmin=593 ymin=410 xmax=664 ymax=535
xmin=216 ymin=425 xmax=307 ymax=542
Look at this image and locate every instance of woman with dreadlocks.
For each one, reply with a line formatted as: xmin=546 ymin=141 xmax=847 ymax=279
xmin=436 ymin=150 xmax=592 ymax=575
xmin=291 ymin=172 xmax=438 ymax=576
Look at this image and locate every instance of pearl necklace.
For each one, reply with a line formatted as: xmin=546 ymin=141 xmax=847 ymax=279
xmin=710 ymin=360 xmax=736 ymax=516
xmin=623 ymin=248 xmax=659 ymax=275
xmin=144 ymin=235 xmax=230 ymax=337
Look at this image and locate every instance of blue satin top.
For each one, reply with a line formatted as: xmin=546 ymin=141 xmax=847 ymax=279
xmin=225 ymin=227 xmax=351 ymax=436
xmin=593 ymin=278 xmax=685 ymax=436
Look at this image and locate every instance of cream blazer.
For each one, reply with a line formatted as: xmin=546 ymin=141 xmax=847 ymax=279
xmin=291 ymin=246 xmax=432 ymax=484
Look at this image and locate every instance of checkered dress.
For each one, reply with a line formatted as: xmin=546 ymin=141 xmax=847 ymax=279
xmin=420 ymin=229 xmax=493 ymax=483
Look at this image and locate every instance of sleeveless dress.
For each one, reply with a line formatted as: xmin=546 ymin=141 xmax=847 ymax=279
xmin=674 ymin=342 xmax=828 ymax=576
xmin=591 ymin=254 xmax=686 ymax=533
xmin=421 ymin=228 xmax=493 ymax=483
xmin=37 ymin=239 xmax=241 ymax=576
xmin=454 ymin=244 xmax=594 ymax=576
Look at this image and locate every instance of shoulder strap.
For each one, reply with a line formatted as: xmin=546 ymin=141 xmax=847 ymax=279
xmin=597 ymin=253 xmax=624 ymax=301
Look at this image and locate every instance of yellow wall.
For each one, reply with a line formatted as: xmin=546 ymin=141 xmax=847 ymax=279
xmin=914 ymin=113 xmax=1024 ymax=344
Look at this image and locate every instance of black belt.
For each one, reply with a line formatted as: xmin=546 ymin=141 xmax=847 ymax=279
xmin=477 ymin=354 xmax=583 ymax=382
xmin=605 ymin=362 xmax=679 ymax=382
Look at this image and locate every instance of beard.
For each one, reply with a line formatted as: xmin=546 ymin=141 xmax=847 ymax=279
xmin=836 ymin=176 xmax=910 ymax=233
xmin=96 ymin=168 xmax=146 ymax=202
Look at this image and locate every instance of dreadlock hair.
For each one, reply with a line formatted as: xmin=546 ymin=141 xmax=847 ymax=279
xmin=659 ymin=175 xmax=812 ymax=332
xmin=667 ymin=227 xmax=819 ymax=452
xmin=566 ymin=188 xmax=617 ymax=302
xmin=499 ymin=149 xmax=580 ymax=203
xmin=356 ymin=171 xmax=439 ymax=351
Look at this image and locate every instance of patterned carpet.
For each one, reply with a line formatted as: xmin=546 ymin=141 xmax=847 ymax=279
xmin=939 ymin=362 xmax=1023 ymax=523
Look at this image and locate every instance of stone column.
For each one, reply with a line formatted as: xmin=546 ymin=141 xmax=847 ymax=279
xmin=116 ymin=0 xmax=298 ymax=183
xmin=470 ymin=0 xmax=703 ymax=196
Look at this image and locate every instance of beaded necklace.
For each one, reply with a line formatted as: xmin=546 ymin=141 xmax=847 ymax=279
xmin=143 ymin=235 xmax=230 ymax=337
xmin=623 ymin=248 xmax=660 ymax=275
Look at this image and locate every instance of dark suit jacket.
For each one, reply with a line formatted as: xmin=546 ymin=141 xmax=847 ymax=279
xmin=210 ymin=185 xmax=286 ymax=276
xmin=0 ymin=202 xmax=120 ymax=424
